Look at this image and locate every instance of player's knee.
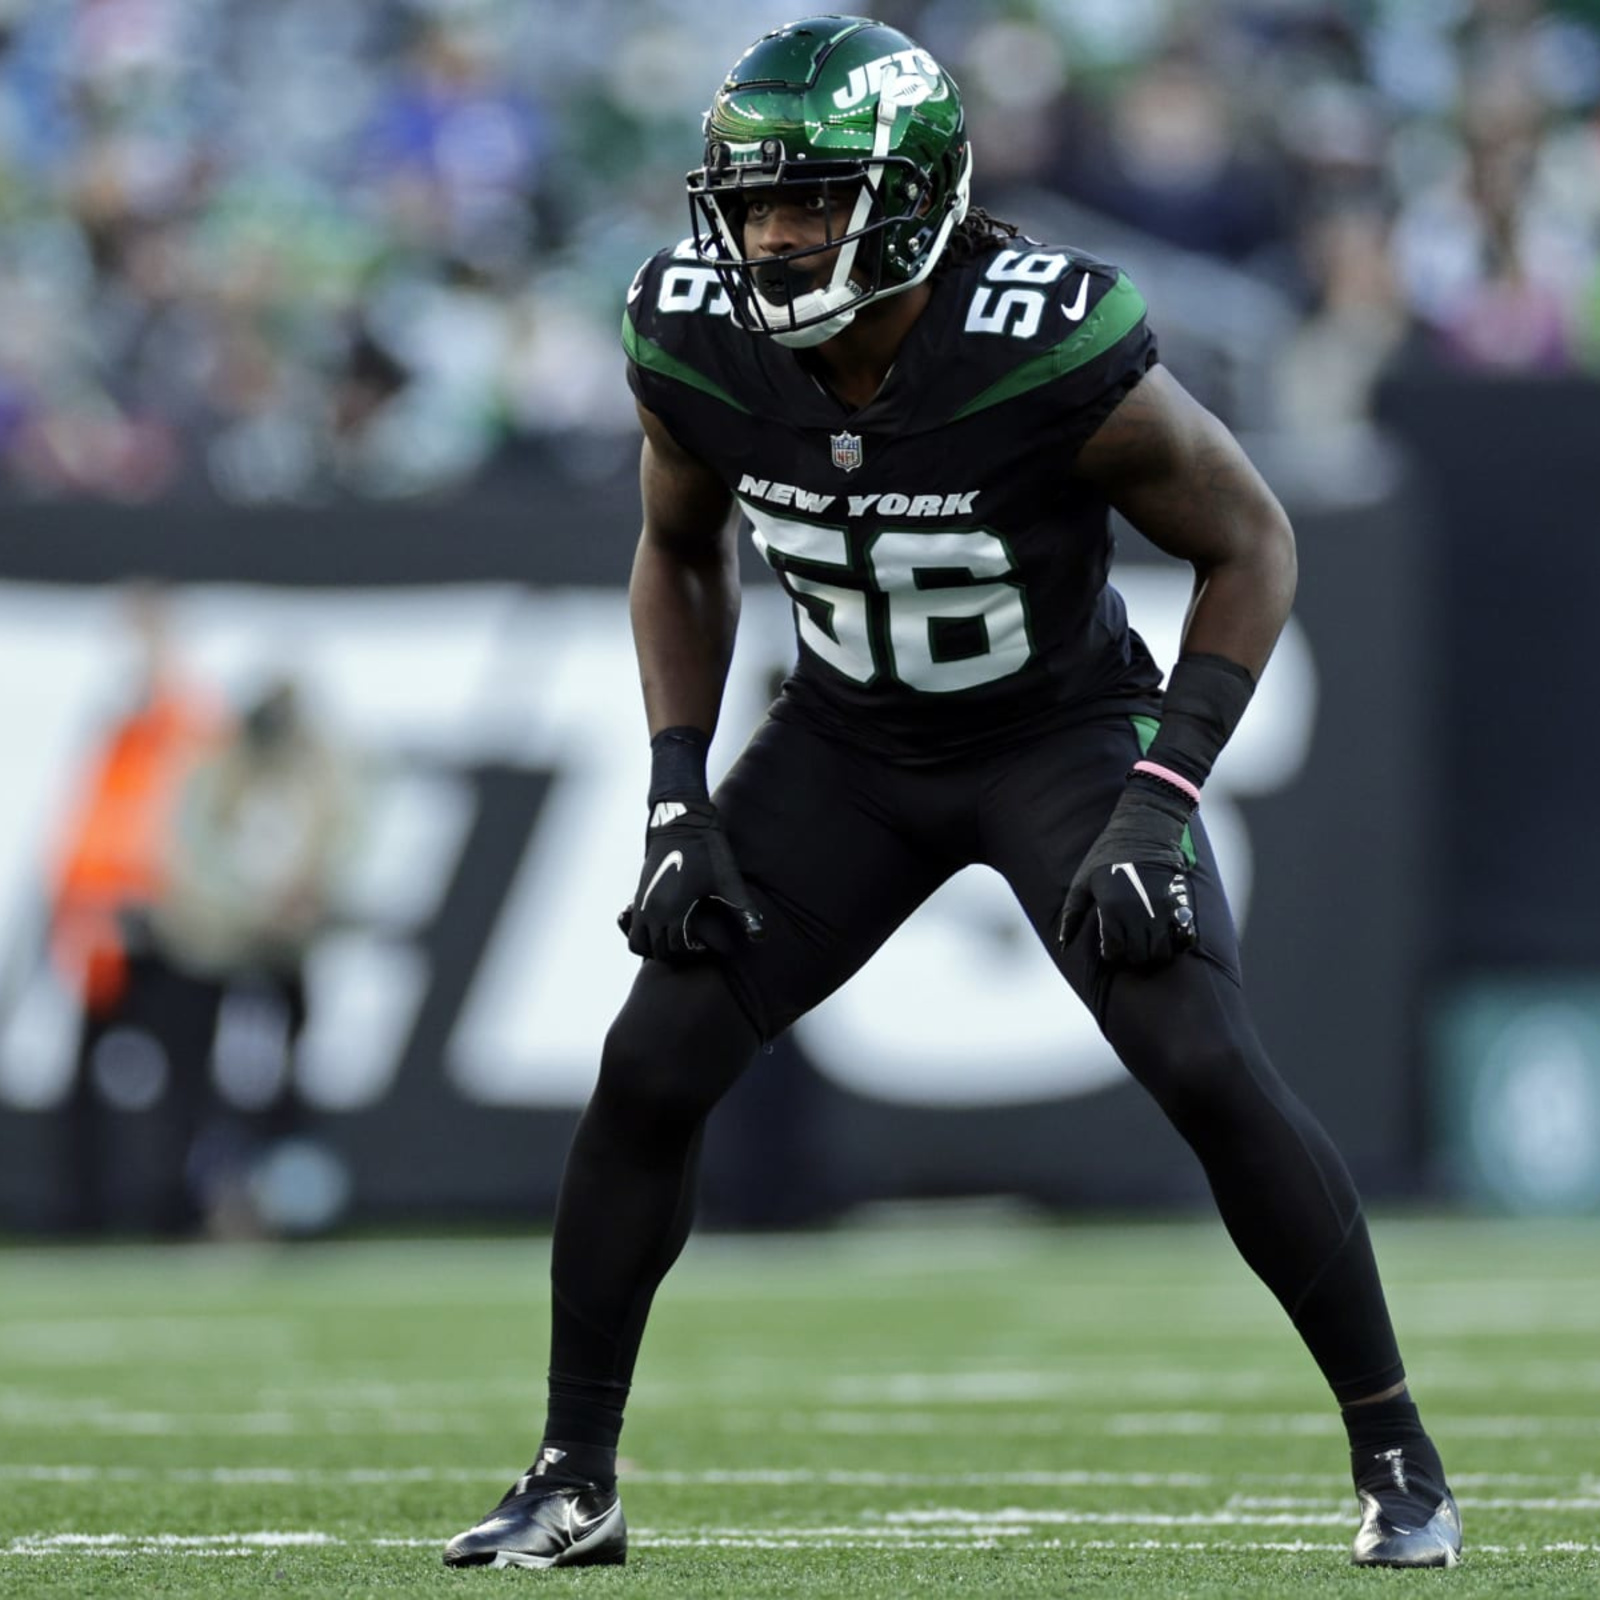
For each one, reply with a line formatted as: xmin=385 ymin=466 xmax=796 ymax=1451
xmin=1108 ymin=963 xmax=1276 ymax=1137
xmin=591 ymin=967 xmax=753 ymax=1135
xmin=1132 ymin=1032 xmax=1260 ymax=1137
xmin=594 ymin=1018 xmax=706 ymax=1131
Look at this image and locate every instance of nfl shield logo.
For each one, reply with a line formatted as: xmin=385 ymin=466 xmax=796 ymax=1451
xmin=830 ymin=430 xmax=864 ymax=472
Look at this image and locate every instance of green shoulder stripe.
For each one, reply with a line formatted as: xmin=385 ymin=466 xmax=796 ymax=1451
xmin=621 ymin=312 xmax=751 ymax=414
xmin=951 ymin=273 xmax=1148 ymax=422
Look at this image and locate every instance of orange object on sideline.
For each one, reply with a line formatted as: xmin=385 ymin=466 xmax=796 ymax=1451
xmin=50 ymin=686 xmax=221 ymax=1013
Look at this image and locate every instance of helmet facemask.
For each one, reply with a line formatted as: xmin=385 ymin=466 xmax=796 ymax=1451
xmin=689 ymin=62 xmax=972 ymax=349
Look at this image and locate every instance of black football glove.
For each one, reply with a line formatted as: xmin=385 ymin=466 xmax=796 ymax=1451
xmin=617 ymin=799 xmax=765 ymax=961
xmin=1056 ymin=775 xmax=1198 ymax=970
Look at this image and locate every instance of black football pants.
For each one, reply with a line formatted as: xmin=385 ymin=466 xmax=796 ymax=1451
xmin=548 ymin=712 xmax=1406 ymax=1435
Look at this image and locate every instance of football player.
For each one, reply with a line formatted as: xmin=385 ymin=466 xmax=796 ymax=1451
xmin=446 ymin=16 xmax=1459 ymax=1573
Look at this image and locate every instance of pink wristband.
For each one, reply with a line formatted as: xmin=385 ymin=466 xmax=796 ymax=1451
xmin=1132 ymin=760 xmax=1202 ymax=806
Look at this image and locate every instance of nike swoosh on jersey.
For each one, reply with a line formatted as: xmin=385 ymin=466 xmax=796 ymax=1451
xmin=1061 ymin=275 xmax=1090 ymax=322
xmin=639 ymin=851 xmax=684 ymax=910
xmin=1110 ymin=861 xmax=1155 ymax=918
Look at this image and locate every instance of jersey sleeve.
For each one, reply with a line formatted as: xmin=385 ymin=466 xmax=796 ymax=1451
xmin=948 ymin=255 xmax=1159 ymax=456
xmin=621 ymin=248 xmax=678 ymax=417
xmin=620 ymin=242 xmax=758 ymax=462
xmin=1052 ymin=264 xmax=1159 ymax=450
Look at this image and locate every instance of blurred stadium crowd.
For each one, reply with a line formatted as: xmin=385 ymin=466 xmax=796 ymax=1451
xmin=1 ymin=0 xmax=1597 ymax=504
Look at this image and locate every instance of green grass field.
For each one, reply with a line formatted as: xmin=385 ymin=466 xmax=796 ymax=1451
xmin=2 ymin=1211 xmax=1598 ymax=1598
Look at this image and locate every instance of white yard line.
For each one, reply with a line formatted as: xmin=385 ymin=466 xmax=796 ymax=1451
xmin=0 ymin=1462 xmax=1593 ymax=1495
xmin=1105 ymin=1411 xmax=1600 ymax=1438
xmin=0 ymin=1465 xmax=501 ymax=1485
xmin=6 ymin=1529 xmax=1600 ymax=1558
xmin=0 ymin=1404 xmax=480 ymax=1436
xmin=16 ymin=1403 xmax=1595 ymax=1440
xmin=821 ymin=1370 xmax=1290 ymax=1403
xmin=0 ymin=1317 xmax=297 ymax=1365
xmin=9 ymin=1532 xmax=339 ymax=1550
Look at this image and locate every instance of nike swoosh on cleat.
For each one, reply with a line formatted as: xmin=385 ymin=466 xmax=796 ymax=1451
xmin=1111 ymin=861 xmax=1155 ymax=917
xmin=639 ymin=851 xmax=684 ymax=910
xmin=568 ymin=1501 xmax=620 ymax=1539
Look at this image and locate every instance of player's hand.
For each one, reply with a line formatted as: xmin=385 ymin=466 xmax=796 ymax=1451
xmin=1056 ymin=776 xmax=1197 ymax=969
xmin=617 ymin=800 xmax=765 ymax=961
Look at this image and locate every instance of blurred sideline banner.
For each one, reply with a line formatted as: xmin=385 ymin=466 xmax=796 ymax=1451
xmin=1381 ymin=373 xmax=1600 ymax=1219
xmin=1 ymin=459 xmax=1433 ymax=1230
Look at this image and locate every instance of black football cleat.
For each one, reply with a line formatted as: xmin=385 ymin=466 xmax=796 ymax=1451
xmin=444 ymin=1463 xmax=626 ymax=1570
xmin=1350 ymin=1446 xmax=1462 ymax=1568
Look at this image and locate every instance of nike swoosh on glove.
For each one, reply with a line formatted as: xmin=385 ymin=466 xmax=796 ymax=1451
xmin=1056 ymin=775 xmax=1198 ymax=970
xmin=617 ymin=800 xmax=764 ymax=961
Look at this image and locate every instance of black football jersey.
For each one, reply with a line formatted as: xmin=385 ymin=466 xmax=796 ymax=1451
xmin=622 ymin=235 xmax=1165 ymax=761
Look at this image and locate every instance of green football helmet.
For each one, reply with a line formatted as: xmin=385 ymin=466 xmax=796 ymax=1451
xmin=687 ymin=15 xmax=972 ymax=348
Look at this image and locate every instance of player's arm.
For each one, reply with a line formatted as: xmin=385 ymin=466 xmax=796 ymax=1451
xmin=630 ymin=400 xmax=741 ymax=737
xmin=1072 ymin=363 xmax=1296 ymax=679
xmin=620 ymin=402 xmax=762 ymax=959
xmin=1057 ymin=366 xmax=1296 ymax=968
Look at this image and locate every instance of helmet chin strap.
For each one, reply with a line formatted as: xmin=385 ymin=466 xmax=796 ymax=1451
xmin=763 ymin=281 xmax=864 ymax=348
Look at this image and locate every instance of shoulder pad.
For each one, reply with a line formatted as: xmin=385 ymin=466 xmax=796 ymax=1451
xmin=946 ymin=242 xmax=1142 ymax=358
xmin=622 ymin=240 xmax=758 ymax=420
xmin=623 ymin=239 xmax=735 ymax=355
xmin=932 ymin=243 xmax=1153 ymax=424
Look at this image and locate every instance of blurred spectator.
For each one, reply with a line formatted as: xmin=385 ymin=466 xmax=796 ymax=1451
xmin=49 ymin=582 xmax=221 ymax=1025
xmin=1048 ymin=53 xmax=1290 ymax=269
xmin=1393 ymin=54 xmax=1595 ymax=371
xmin=153 ymin=675 xmax=352 ymax=1011
xmin=151 ymin=673 xmax=358 ymax=1237
xmin=1278 ymin=200 xmax=1412 ymax=432
xmin=48 ymin=581 xmax=224 ymax=1230
xmin=358 ymin=16 xmax=549 ymax=275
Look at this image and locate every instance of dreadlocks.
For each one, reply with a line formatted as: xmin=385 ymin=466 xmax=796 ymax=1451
xmin=941 ymin=206 xmax=1021 ymax=268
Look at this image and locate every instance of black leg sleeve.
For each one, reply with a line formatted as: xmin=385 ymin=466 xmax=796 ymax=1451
xmin=547 ymin=960 xmax=760 ymax=1418
xmin=1100 ymin=955 xmax=1407 ymax=1403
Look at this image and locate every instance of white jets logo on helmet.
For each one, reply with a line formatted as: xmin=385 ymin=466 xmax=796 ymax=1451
xmin=832 ymin=48 xmax=941 ymax=110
